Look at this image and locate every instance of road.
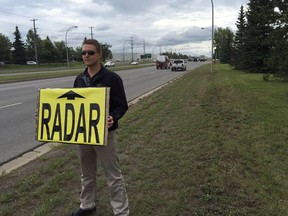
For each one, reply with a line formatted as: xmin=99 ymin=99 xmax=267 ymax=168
xmin=0 ymin=62 xmax=205 ymax=165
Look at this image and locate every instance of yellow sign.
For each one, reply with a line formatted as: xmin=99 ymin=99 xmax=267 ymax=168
xmin=36 ymin=88 xmax=110 ymax=146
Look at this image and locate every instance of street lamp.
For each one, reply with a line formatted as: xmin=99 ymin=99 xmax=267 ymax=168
xmin=201 ymin=0 xmax=214 ymax=73
xmin=65 ymin=25 xmax=78 ymax=68
xmin=211 ymin=0 xmax=214 ymax=73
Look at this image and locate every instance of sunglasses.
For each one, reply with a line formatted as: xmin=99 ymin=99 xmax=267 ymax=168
xmin=81 ymin=50 xmax=97 ymax=56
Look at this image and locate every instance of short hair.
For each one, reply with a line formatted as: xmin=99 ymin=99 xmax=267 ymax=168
xmin=82 ymin=39 xmax=102 ymax=56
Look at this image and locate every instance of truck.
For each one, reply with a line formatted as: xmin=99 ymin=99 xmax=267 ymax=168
xmin=156 ymin=55 xmax=170 ymax=69
xmin=199 ymin=55 xmax=207 ymax=62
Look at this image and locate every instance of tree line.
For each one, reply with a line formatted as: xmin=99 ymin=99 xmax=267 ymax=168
xmin=0 ymin=26 xmax=112 ymax=65
xmin=1 ymin=0 xmax=287 ymax=80
xmin=214 ymin=0 xmax=287 ymax=80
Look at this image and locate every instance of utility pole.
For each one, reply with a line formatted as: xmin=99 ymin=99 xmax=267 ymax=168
xmin=131 ymin=36 xmax=134 ymax=61
xmin=143 ymin=40 xmax=146 ymax=55
xmin=89 ymin=27 xmax=94 ymax=39
xmin=30 ymin=19 xmax=38 ymax=65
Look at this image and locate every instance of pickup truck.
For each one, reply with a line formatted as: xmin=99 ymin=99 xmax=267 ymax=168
xmin=171 ymin=59 xmax=187 ymax=71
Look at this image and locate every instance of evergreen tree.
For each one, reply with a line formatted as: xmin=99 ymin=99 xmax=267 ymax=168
xmin=232 ymin=5 xmax=247 ymax=69
xmin=266 ymin=0 xmax=288 ymax=79
xmin=243 ymin=0 xmax=275 ymax=72
xmin=12 ymin=26 xmax=26 ymax=64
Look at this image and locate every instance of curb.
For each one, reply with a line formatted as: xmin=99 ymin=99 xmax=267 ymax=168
xmin=0 ymin=143 xmax=60 ymax=175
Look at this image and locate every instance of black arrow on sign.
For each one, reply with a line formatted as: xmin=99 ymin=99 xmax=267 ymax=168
xmin=58 ymin=90 xmax=85 ymax=100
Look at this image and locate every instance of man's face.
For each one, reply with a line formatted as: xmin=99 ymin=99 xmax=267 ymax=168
xmin=82 ymin=44 xmax=102 ymax=66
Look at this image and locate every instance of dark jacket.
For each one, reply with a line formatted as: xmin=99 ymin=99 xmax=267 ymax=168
xmin=73 ymin=65 xmax=128 ymax=131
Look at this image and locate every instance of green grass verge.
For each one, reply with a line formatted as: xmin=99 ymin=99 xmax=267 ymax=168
xmin=0 ymin=63 xmax=153 ymax=84
xmin=0 ymin=64 xmax=288 ymax=215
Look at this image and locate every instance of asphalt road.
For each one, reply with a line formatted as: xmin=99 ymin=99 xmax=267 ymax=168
xmin=0 ymin=62 xmax=205 ymax=165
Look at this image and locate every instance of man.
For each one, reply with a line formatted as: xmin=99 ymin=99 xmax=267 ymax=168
xmin=71 ymin=39 xmax=129 ymax=216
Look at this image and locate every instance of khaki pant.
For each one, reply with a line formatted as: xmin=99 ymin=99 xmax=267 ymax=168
xmin=77 ymin=131 xmax=129 ymax=215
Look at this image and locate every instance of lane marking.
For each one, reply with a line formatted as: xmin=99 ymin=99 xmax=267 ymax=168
xmin=0 ymin=102 xmax=23 ymax=109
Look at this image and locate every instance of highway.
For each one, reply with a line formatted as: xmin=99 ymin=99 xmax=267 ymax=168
xmin=0 ymin=62 xmax=205 ymax=165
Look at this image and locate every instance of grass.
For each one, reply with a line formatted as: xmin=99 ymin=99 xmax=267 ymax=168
xmin=0 ymin=62 xmax=154 ymax=84
xmin=1 ymin=64 xmax=288 ymax=215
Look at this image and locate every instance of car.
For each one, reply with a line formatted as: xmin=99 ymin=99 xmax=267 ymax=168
xmin=104 ymin=61 xmax=115 ymax=67
xmin=171 ymin=59 xmax=187 ymax=71
xmin=131 ymin=61 xmax=139 ymax=65
xmin=27 ymin=61 xmax=37 ymax=65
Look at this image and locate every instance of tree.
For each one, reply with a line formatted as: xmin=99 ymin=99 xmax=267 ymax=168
xmin=12 ymin=26 xmax=26 ymax=64
xmin=266 ymin=0 xmax=288 ymax=79
xmin=161 ymin=51 xmax=188 ymax=59
xmin=26 ymin=29 xmax=35 ymax=60
xmin=41 ymin=36 xmax=57 ymax=63
xmin=232 ymin=5 xmax=247 ymax=69
xmin=54 ymin=41 xmax=67 ymax=63
xmin=243 ymin=0 xmax=275 ymax=73
xmin=74 ymin=46 xmax=83 ymax=61
xmin=26 ymin=29 xmax=40 ymax=61
xmin=0 ymin=33 xmax=12 ymax=63
xmin=101 ymin=43 xmax=113 ymax=61
xmin=214 ymin=27 xmax=234 ymax=64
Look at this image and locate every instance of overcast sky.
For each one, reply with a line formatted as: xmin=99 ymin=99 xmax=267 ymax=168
xmin=0 ymin=0 xmax=250 ymax=57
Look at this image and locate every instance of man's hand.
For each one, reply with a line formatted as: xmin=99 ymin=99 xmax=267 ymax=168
xmin=108 ymin=115 xmax=114 ymax=128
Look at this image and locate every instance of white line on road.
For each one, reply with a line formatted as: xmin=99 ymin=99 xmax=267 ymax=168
xmin=0 ymin=102 xmax=23 ymax=109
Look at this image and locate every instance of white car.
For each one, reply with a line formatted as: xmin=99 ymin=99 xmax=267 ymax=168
xmin=27 ymin=61 xmax=37 ymax=65
xmin=104 ymin=61 xmax=115 ymax=67
xmin=131 ymin=61 xmax=138 ymax=65
xmin=171 ymin=59 xmax=187 ymax=71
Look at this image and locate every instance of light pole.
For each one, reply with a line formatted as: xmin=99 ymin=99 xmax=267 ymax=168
xmin=211 ymin=0 xmax=214 ymax=73
xmin=201 ymin=0 xmax=214 ymax=73
xmin=65 ymin=25 xmax=78 ymax=68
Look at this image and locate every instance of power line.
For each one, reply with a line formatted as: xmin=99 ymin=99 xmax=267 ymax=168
xmin=0 ymin=9 xmax=32 ymax=19
xmin=0 ymin=9 xmax=77 ymax=31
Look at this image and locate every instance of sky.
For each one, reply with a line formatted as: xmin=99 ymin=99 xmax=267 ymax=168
xmin=0 ymin=0 xmax=250 ymax=58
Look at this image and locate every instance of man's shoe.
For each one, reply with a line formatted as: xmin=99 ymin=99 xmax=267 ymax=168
xmin=71 ymin=207 xmax=96 ymax=216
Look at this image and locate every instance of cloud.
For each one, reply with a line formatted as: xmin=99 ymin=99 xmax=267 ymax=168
xmin=157 ymin=26 xmax=209 ymax=46
xmin=0 ymin=0 xmax=250 ymax=56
